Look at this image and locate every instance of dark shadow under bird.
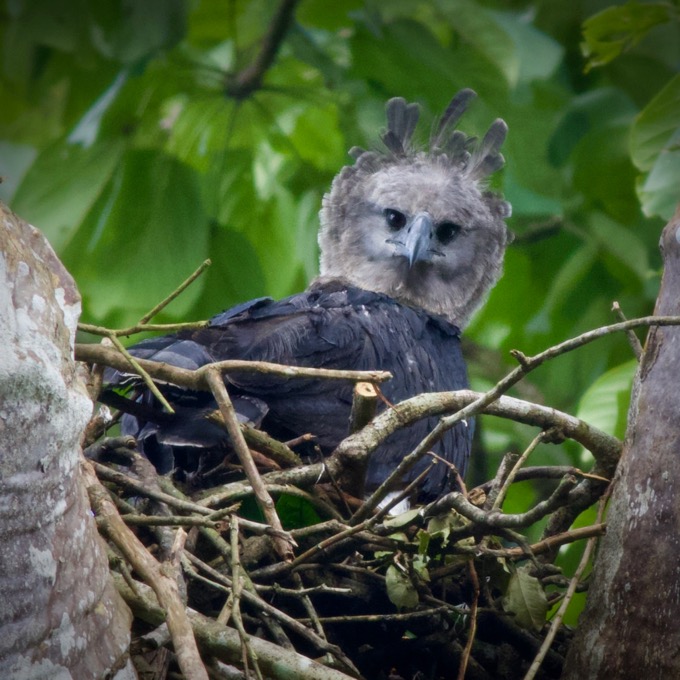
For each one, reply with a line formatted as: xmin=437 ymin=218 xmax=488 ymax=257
xmin=104 ymin=90 xmax=512 ymax=505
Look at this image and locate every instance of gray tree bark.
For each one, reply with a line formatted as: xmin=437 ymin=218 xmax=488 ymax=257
xmin=0 ymin=203 xmax=135 ymax=679
xmin=562 ymin=207 xmax=680 ymax=678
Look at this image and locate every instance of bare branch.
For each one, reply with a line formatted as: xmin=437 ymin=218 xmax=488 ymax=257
xmin=205 ymin=368 xmax=295 ymax=562
xmin=76 ymin=341 xmax=392 ymax=385
xmin=83 ymin=461 xmax=209 ymax=680
xmin=225 ymin=0 xmax=301 ymax=99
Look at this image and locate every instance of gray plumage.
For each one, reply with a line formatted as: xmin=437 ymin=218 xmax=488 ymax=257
xmin=319 ymin=90 xmax=511 ymax=328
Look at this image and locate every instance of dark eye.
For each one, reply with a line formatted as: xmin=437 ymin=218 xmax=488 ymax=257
xmin=384 ymin=208 xmax=407 ymax=231
xmin=436 ymin=221 xmax=461 ymax=244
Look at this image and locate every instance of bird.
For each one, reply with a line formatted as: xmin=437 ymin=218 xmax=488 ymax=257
xmin=104 ymin=89 xmax=511 ymax=506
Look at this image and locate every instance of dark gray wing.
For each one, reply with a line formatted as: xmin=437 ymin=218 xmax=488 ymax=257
xmin=105 ymin=280 xmax=472 ymax=499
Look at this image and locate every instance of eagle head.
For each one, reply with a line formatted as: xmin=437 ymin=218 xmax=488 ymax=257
xmin=318 ymin=90 xmax=512 ymax=327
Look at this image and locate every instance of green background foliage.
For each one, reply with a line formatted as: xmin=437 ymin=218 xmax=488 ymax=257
xmin=1 ymin=0 xmax=679 ymax=622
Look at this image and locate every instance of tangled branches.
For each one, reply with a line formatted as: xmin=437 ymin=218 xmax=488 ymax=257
xmin=74 ymin=260 xmax=680 ymax=679
xmin=75 ymin=306 xmax=661 ymax=680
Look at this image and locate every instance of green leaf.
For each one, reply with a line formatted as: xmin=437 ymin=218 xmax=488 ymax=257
xmin=285 ymin=105 xmax=346 ymax=173
xmin=426 ymin=509 xmax=467 ymax=547
xmin=11 ymin=137 xmax=125 ymax=253
xmin=526 ymin=243 xmax=598 ymax=334
xmin=631 ymin=74 xmax=680 ymax=219
xmin=502 ymin=566 xmax=548 ymax=631
xmin=88 ymin=0 xmax=187 ymax=63
xmin=589 ymin=212 xmax=650 ymax=282
xmin=490 ymin=10 xmax=563 ymax=85
xmin=581 ymin=1 xmax=672 ymax=72
xmin=383 ymin=507 xmax=422 ymax=529
xmin=637 ymin=145 xmax=680 ymax=220
xmin=385 ymin=564 xmax=419 ymax=610
xmin=572 ymin=121 xmax=640 ymax=224
xmin=349 ymin=19 xmax=508 ymax=110
xmin=576 ymin=359 xmax=637 ymax=456
xmin=298 ymin=0 xmax=363 ymax=30
xmin=631 ymin=74 xmax=680 ymax=171
xmin=68 ymin=148 xmax=211 ymax=325
xmin=436 ymin=0 xmax=519 ymax=87
xmin=275 ymin=494 xmax=322 ymax=530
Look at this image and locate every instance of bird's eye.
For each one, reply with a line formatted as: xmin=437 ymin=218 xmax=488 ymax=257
xmin=384 ymin=208 xmax=407 ymax=231
xmin=436 ymin=222 xmax=461 ymax=244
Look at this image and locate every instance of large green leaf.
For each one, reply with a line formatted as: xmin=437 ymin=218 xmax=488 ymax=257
xmin=581 ymin=1 xmax=672 ymax=72
xmin=631 ymin=74 xmax=680 ymax=219
xmin=349 ymin=18 xmax=508 ymax=111
xmin=589 ymin=212 xmax=650 ymax=283
xmin=284 ymin=104 xmax=346 ymax=172
xmin=298 ymin=0 xmax=363 ymax=30
xmin=87 ymin=0 xmax=187 ymax=63
xmin=165 ymin=95 xmax=236 ymax=173
xmin=572 ymin=120 xmax=640 ymax=224
xmin=68 ymin=148 xmax=210 ymax=325
xmin=636 ymin=145 xmax=680 ymax=220
xmin=631 ymin=74 xmax=680 ymax=171
xmin=11 ymin=137 xmax=125 ymax=252
xmin=576 ymin=359 xmax=637 ymax=458
xmin=502 ymin=565 xmax=548 ymax=631
xmin=385 ymin=564 xmax=419 ymax=610
xmin=491 ymin=9 xmax=564 ymax=85
xmin=436 ymin=0 xmax=519 ymax=87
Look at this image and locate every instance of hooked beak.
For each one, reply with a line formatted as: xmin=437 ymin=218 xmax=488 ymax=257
xmin=391 ymin=213 xmax=437 ymax=268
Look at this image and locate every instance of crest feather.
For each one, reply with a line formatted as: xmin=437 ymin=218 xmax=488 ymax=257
xmin=348 ymin=90 xmax=508 ymax=182
xmin=467 ymin=118 xmax=508 ymax=180
xmin=381 ymin=97 xmax=421 ymax=156
xmin=431 ymin=88 xmax=477 ymax=149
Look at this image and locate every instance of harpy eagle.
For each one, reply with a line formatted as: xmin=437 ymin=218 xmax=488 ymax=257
xmin=105 ymin=90 xmax=511 ymax=503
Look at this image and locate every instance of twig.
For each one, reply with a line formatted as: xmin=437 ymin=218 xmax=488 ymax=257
xmin=115 ymin=514 xmax=219 ymax=528
xmin=107 ymin=334 xmax=175 ymax=413
xmin=83 ymin=460 xmax=210 ymax=680
xmin=78 ymin=259 xmax=212 ymax=338
xmin=483 ymin=451 xmax=519 ymax=510
xmin=112 ymin=573 xmax=358 ymax=680
xmin=445 ymin=315 xmax=680 ymax=435
xmin=299 ymin=606 xmax=450 ymax=624
xmin=390 ymin=314 xmax=680 ymax=495
xmin=612 ymin=301 xmax=643 ymax=360
xmin=205 ymin=368 xmax=295 ymax=562
xmin=345 ymin=389 xmax=619 ymax=526
xmin=492 ymin=432 xmax=546 ymax=510
xmin=290 ymin=571 xmax=330 ymax=658
xmin=207 ymin=412 xmax=303 ymax=467
xmin=225 ymin=0 xmax=301 ymax=99
xmin=428 ymin=524 xmax=606 ymax=579
xmin=76 ymin=341 xmax=392 ymax=385
xmin=184 ymin=552 xmax=358 ymax=670
xmin=457 ymin=560 xmax=480 ymax=680
xmin=350 ymin=461 xmax=434 ymax=525
xmin=230 ymin=515 xmax=263 ymax=680
xmin=478 ymin=466 xmax=609 ymax=492
xmin=79 ymin=320 xmax=209 ymax=337
xmin=426 ymin=476 xmax=578 ymax=530
xmin=92 ymin=461 xmax=213 ymax=515
xmin=523 ymin=501 xmax=607 ymax=680
xmin=140 ymin=259 xmax=212 ymax=324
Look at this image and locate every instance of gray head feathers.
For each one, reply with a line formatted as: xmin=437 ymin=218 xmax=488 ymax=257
xmin=318 ymin=91 xmax=512 ymax=327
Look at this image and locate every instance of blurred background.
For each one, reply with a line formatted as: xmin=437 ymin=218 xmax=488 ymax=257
xmin=1 ymin=0 xmax=678 ymax=616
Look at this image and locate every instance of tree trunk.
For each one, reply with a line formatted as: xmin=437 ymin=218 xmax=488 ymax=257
xmin=562 ymin=207 xmax=680 ymax=678
xmin=0 ymin=203 xmax=134 ymax=678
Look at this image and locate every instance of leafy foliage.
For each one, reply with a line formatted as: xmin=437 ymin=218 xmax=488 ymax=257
xmin=1 ymin=0 xmax=679 ymax=648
